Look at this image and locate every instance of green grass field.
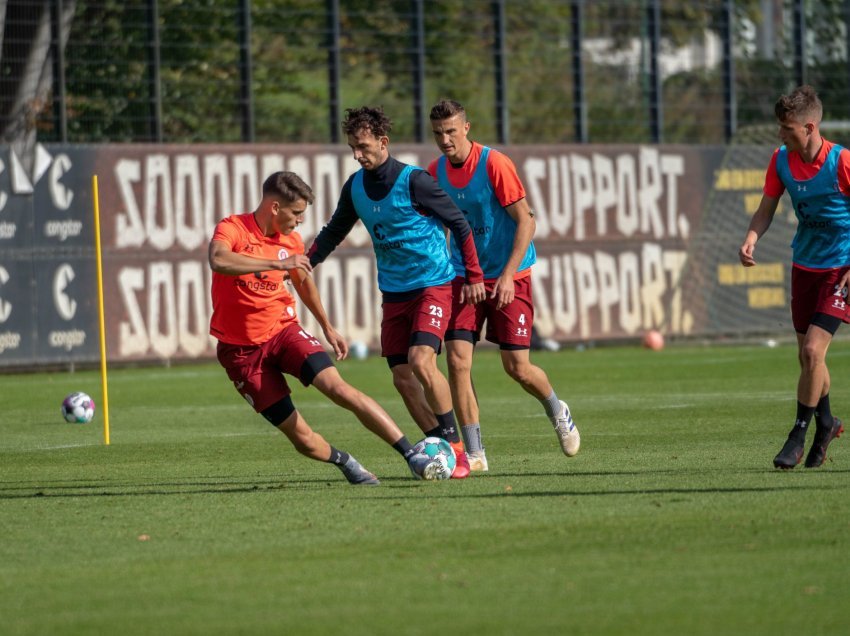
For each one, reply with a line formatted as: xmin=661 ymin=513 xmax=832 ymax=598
xmin=2 ymin=342 xmax=850 ymax=635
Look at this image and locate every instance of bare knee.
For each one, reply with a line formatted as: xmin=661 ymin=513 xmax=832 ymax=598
xmin=502 ymin=357 xmax=531 ymax=384
xmin=408 ymin=348 xmax=437 ymax=380
xmin=800 ymin=341 xmax=825 ymax=371
xmin=447 ymin=347 xmax=472 ymax=378
xmin=392 ymin=366 xmax=419 ymax=395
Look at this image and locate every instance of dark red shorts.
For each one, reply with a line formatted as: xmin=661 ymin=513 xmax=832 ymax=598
xmin=791 ymin=265 xmax=850 ymax=333
xmin=381 ymin=284 xmax=453 ymax=357
xmin=447 ymin=275 xmax=534 ymax=348
xmin=216 ymin=322 xmax=331 ymax=413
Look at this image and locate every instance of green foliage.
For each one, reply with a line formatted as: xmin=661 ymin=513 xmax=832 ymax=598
xmin=61 ymin=1 xmax=153 ymax=142
xmin=3 ymin=343 xmax=850 ymax=634
xmin=38 ymin=0 xmax=850 ymax=144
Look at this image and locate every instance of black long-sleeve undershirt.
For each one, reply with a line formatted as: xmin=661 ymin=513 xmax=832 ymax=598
xmin=308 ymin=156 xmax=482 ymax=285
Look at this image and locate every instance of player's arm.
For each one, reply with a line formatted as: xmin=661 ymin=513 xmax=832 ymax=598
xmin=208 ymin=240 xmax=312 ymax=276
xmin=738 ymin=195 xmax=780 ymax=267
xmin=307 ymin=179 xmax=359 ymax=267
xmin=410 ymin=171 xmax=485 ymax=304
xmin=491 ymin=197 xmax=536 ymax=309
xmin=289 ymin=268 xmax=348 ymax=360
xmin=739 ymin=152 xmax=784 ymax=268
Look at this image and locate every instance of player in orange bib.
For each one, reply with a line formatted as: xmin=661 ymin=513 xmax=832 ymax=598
xmin=209 ymin=171 xmax=449 ymax=483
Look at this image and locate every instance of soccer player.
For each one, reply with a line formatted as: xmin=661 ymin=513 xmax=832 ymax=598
xmin=308 ymin=106 xmax=486 ymax=479
xmin=209 ymin=171 xmax=448 ymax=484
xmin=739 ymin=85 xmax=848 ymax=469
xmin=427 ymin=99 xmax=580 ymax=471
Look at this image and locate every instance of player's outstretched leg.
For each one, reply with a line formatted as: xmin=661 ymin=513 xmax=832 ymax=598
xmin=275 ymin=408 xmax=380 ymax=485
xmin=312 ymin=366 xmax=445 ymax=479
xmin=501 ymin=349 xmax=580 ymax=457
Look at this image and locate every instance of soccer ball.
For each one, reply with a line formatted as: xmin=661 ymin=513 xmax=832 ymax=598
xmin=61 ymin=391 xmax=95 ymax=424
xmin=349 ymin=341 xmax=368 ymax=360
xmin=643 ymin=329 xmax=665 ymax=351
xmin=411 ymin=436 xmax=456 ymax=479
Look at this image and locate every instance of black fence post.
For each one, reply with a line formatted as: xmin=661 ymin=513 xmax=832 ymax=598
xmin=327 ymin=0 xmax=340 ymax=143
xmin=238 ymin=0 xmax=254 ymax=143
xmin=646 ymin=0 xmax=662 ymax=143
xmin=412 ymin=0 xmax=426 ymax=142
xmin=493 ymin=0 xmax=508 ymax=144
xmin=721 ymin=0 xmax=736 ymax=142
xmin=146 ymin=0 xmax=163 ymax=142
xmin=793 ymin=0 xmax=806 ymax=87
xmin=571 ymin=0 xmax=587 ymax=143
xmin=51 ymin=0 xmax=68 ymax=142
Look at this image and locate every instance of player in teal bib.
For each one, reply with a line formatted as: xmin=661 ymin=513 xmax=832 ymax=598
xmin=436 ymin=145 xmax=536 ymax=280
xmin=350 ymin=164 xmax=455 ymax=292
xmin=309 ymin=106 xmax=485 ymax=479
xmin=740 ymin=85 xmax=849 ymax=470
xmin=776 ymin=143 xmax=850 ymax=269
xmin=427 ymin=100 xmax=581 ymax=472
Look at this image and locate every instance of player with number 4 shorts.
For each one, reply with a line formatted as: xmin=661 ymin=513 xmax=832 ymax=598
xmin=428 ymin=99 xmax=580 ymax=471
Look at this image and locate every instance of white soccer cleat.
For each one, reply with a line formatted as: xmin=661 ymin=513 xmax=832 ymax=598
xmin=467 ymin=450 xmax=489 ymax=472
xmin=551 ymin=400 xmax=580 ymax=457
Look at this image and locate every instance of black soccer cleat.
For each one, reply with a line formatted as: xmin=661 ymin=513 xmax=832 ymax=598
xmin=773 ymin=434 xmax=805 ymax=469
xmin=804 ymin=417 xmax=844 ymax=468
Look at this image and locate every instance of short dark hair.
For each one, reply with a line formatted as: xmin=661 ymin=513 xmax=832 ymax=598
xmin=262 ymin=171 xmax=314 ymax=205
xmin=342 ymin=106 xmax=392 ymax=138
xmin=429 ymin=99 xmax=466 ymax=122
xmin=775 ymin=85 xmax=822 ymax=124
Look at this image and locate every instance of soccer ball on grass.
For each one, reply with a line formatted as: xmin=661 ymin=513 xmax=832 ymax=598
xmin=62 ymin=391 xmax=96 ymax=423
xmin=411 ymin=436 xmax=456 ymax=480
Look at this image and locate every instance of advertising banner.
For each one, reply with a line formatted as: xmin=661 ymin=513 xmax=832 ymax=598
xmin=0 ymin=141 xmax=793 ymax=368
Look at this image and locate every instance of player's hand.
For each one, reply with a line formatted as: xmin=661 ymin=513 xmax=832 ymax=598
xmin=491 ymin=275 xmax=515 ymax=310
xmin=280 ymin=254 xmax=313 ymax=276
xmin=460 ymin=282 xmax=486 ymax=305
xmin=738 ymin=242 xmax=756 ymax=267
xmin=323 ymin=326 xmax=348 ymax=361
xmin=837 ymin=270 xmax=850 ymax=297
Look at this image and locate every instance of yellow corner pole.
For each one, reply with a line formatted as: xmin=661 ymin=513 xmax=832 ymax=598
xmin=92 ymin=175 xmax=110 ymax=445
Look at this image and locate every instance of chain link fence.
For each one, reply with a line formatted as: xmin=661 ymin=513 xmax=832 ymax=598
xmin=4 ymin=0 xmax=850 ymax=149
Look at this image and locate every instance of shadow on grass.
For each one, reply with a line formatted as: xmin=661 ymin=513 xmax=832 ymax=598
xmin=2 ymin=467 xmax=847 ymax=500
xmin=0 ymin=476 xmax=350 ymax=499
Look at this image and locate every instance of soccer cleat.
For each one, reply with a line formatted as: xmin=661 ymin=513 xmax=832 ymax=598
xmin=467 ymin=450 xmax=489 ymax=472
xmin=773 ymin=433 xmax=805 ymax=469
xmin=449 ymin=442 xmax=471 ymax=479
xmin=551 ymin=400 xmax=580 ymax=456
xmin=804 ymin=417 xmax=844 ymax=468
xmin=339 ymin=456 xmax=380 ymax=485
xmin=408 ymin=454 xmax=451 ymax=481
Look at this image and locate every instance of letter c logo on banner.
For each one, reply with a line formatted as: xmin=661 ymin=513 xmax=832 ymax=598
xmin=0 ymin=266 xmax=11 ymax=322
xmin=54 ymin=264 xmax=77 ymax=321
